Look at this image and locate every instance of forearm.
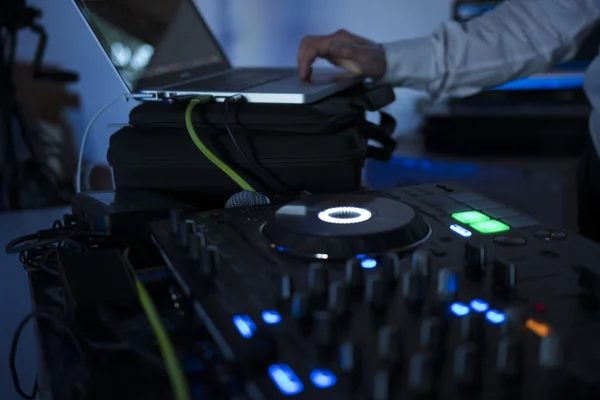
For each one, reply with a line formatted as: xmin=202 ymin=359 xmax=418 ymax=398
xmin=381 ymin=0 xmax=600 ymax=98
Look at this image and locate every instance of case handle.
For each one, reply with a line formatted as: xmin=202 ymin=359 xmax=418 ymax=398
xmin=363 ymin=111 xmax=397 ymax=162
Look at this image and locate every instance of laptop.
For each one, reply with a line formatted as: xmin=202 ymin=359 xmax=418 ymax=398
xmin=72 ymin=0 xmax=362 ymax=104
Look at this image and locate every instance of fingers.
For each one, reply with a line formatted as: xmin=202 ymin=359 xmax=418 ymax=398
xmin=298 ymin=35 xmax=335 ymax=80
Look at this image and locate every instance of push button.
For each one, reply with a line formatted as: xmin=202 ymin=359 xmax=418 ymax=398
xmin=438 ymin=203 xmax=472 ymax=214
xmin=502 ymin=216 xmax=540 ymax=229
xmin=533 ymin=230 xmax=567 ymax=241
xmin=484 ymin=207 xmax=520 ymax=219
xmin=452 ymin=211 xmax=489 ymax=224
xmin=493 ymin=236 xmax=527 ymax=247
xmin=422 ymin=195 xmax=457 ymax=206
xmin=448 ymin=192 xmax=484 ymax=202
xmin=470 ymin=220 xmax=510 ymax=234
xmin=464 ymin=199 xmax=502 ymax=210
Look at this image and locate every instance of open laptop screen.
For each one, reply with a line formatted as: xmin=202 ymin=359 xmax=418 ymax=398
xmin=454 ymin=0 xmax=596 ymax=91
xmin=73 ymin=0 xmax=230 ymax=91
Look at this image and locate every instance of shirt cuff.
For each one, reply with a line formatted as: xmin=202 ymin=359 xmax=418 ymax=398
xmin=380 ymin=37 xmax=437 ymax=92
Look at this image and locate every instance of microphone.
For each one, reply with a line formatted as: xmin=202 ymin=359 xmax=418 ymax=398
xmin=225 ymin=190 xmax=271 ymax=209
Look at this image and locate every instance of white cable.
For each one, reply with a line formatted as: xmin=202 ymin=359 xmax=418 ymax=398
xmin=75 ymin=93 xmax=154 ymax=193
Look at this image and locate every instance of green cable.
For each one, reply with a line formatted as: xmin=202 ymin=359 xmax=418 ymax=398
xmin=184 ymin=96 xmax=255 ymax=191
xmin=123 ymin=248 xmax=191 ymax=400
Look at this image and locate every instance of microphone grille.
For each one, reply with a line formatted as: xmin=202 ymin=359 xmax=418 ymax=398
xmin=225 ymin=190 xmax=271 ymax=209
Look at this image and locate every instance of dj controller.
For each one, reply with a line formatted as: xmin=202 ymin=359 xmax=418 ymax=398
xmin=149 ymin=183 xmax=600 ymax=399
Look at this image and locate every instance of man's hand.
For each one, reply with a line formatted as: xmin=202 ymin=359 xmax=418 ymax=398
xmin=297 ymin=29 xmax=387 ymax=81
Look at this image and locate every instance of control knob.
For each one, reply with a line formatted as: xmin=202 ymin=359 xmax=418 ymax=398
xmin=188 ymin=232 xmax=206 ymax=260
xmin=437 ymin=267 xmax=459 ymax=301
xmin=291 ymin=293 xmax=312 ymax=334
xmin=453 ymin=342 xmax=482 ymax=389
xmin=339 ymin=341 xmax=362 ymax=386
xmin=402 ymin=270 xmax=425 ymax=308
xmin=539 ymin=334 xmax=564 ymax=370
xmin=464 ymin=242 xmax=486 ymax=280
xmin=308 ymin=263 xmax=329 ymax=308
xmin=411 ymin=250 xmax=433 ymax=282
xmin=377 ymin=325 xmax=402 ymax=367
xmin=277 ymin=274 xmax=293 ymax=307
xmin=313 ymin=310 xmax=335 ymax=350
xmin=496 ymin=334 xmax=523 ymax=381
xmin=366 ymin=276 xmax=388 ymax=313
xmin=179 ymin=219 xmax=196 ymax=248
xmin=201 ymin=245 xmax=219 ymax=279
xmin=492 ymin=258 xmax=518 ymax=298
xmin=345 ymin=258 xmax=364 ymax=299
xmin=381 ymin=252 xmax=401 ymax=289
xmin=328 ymin=280 xmax=350 ymax=317
xmin=169 ymin=209 xmax=183 ymax=235
xmin=408 ymin=352 xmax=436 ymax=397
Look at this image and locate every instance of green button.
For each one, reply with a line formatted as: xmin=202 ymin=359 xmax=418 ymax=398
xmin=470 ymin=220 xmax=510 ymax=234
xmin=452 ymin=211 xmax=490 ymax=224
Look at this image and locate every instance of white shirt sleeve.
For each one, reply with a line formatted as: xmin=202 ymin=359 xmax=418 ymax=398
xmin=381 ymin=0 xmax=600 ymax=99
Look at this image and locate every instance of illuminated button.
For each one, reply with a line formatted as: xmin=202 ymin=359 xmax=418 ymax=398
xmin=485 ymin=310 xmax=506 ymax=324
xmin=470 ymin=299 xmax=489 ymax=313
xmin=470 ymin=220 xmax=510 ymax=234
xmin=309 ymin=369 xmax=337 ymax=389
xmin=361 ymin=258 xmax=377 ymax=269
xmin=449 ymin=224 xmax=472 ymax=238
xmin=450 ymin=302 xmax=470 ymax=317
xmin=233 ymin=315 xmax=256 ymax=338
xmin=452 ymin=211 xmax=490 ymax=224
xmin=525 ymin=319 xmax=550 ymax=337
xmin=261 ymin=310 xmax=282 ymax=325
xmin=268 ymin=364 xmax=304 ymax=395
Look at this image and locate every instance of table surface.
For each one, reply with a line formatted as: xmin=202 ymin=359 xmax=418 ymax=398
xmin=0 ymin=207 xmax=69 ymax=400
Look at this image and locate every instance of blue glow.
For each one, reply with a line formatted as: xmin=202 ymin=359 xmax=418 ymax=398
xmin=277 ymin=246 xmax=285 ymax=252
xmin=450 ymin=302 xmax=470 ymax=317
xmin=232 ymin=315 xmax=256 ymax=339
xmin=309 ymin=369 xmax=337 ymax=389
xmin=449 ymin=224 xmax=472 ymax=238
xmin=456 ymin=4 xmax=497 ymax=20
xmin=268 ymin=364 xmax=304 ymax=395
xmin=261 ymin=310 xmax=282 ymax=325
xmin=486 ymin=310 xmax=506 ymax=325
xmin=447 ymin=274 xmax=459 ymax=294
xmin=493 ymin=75 xmax=584 ymax=91
xmin=361 ymin=258 xmax=378 ymax=269
xmin=470 ymin=299 xmax=489 ymax=313
xmin=355 ymin=254 xmax=367 ymax=259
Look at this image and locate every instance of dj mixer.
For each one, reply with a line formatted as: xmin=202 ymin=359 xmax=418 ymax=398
xmin=149 ymin=183 xmax=600 ymax=399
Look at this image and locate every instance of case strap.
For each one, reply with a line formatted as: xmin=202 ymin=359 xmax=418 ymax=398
xmin=350 ymin=84 xmax=396 ymax=111
xmin=363 ymin=111 xmax=397 ymax=162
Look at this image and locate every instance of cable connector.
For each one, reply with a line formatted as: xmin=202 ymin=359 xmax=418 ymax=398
xmin=224 ymin=94 xmax=246 ymax=104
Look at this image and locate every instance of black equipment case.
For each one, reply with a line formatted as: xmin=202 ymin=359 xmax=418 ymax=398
xmin=107 ymin=84 xmax=397 ymax=197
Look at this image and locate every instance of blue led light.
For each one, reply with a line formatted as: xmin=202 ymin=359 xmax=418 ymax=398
xmin=493 ymin=75 xmax=584 ymax=91
xmin=268 ymin=364 xmax=304 ymax=395
xmin=361 ymin=258 xmax=377 ymax=269
xmin=261 ymin=310 xmax=282 ymax=325
xmin=447 ymin=274 xmax=459 ymax=295
xmin=232 ymin=315 xmax=256 ymax=339
xmin=450 ymin=302 xmax=470 ymax=317
xmin=449 ymin=224 xmax=472 ymax=238
xmin=309 ymin=369 xmax=337 ymax=389
xmin=485 ymin=309 xmax=506 ymax=325
xmin=470 ymin=299 xmax=489 ymax=313
xmin=355 ymin=254 xmax=367 ymax=259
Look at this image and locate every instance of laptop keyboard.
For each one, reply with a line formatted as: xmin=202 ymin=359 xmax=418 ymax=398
xmin=177 ymin=69 xmax=293 ymax=92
